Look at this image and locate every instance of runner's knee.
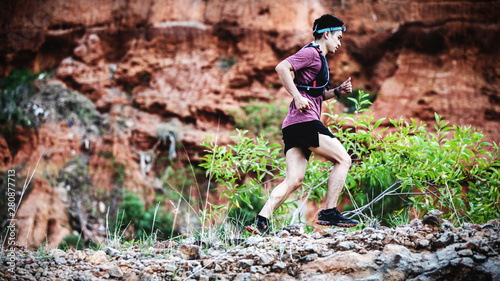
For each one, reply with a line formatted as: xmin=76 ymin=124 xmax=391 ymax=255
xmin=287 ymin=175 xmax=304 ymax=189
xmin=333 ymin=151 xmax=351 ymax=167
xmin=341 ymin=153 xmax=352 ymax=167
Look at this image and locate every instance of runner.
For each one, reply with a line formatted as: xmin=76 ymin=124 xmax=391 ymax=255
xmin=246 ymin=14 xmax=359 ymax=235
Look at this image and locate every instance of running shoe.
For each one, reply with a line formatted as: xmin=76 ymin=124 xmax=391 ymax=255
xmin=245 ymin=216 xmax=272 ymax=235
xmin=316 ymin=208 xmax=359 ymax=227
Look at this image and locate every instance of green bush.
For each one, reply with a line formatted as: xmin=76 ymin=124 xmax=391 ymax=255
xmin=227 ymin=190 xmax=266 ymax=228
xmin=0 ymin=69 xmax=40 ymax=135
xmin=218 ymin=56 xmax=237 ymax=72
xmin=233 ymin=98 xmax=289 ymax=142
xmin=329 ymin=91 xmax=499 ymax=224
xmin=114 ymin=193 xmax=178 ymax=240
xmin=58 ymin=234 xmax=85 ymax=250
xmin=336 ymin=89 xmax=377 ymax=113
xmin=200 ymin=91 xmax=500 ymax=227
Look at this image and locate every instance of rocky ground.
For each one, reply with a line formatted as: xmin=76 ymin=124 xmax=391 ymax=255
xmin=1 ymin=213 xmax=499 ymax=281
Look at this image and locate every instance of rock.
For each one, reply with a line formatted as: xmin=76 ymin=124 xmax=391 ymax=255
xmin=312 ymin=232 xmax=322 ymax=239
xmin=416 ymin=239 xmax=430 ymax=249
xmin=455 ymin=257 xmax=475 ymax=268
xmin=124 ymin=272 xmax=139 ymax=281
xmin=436 ymin=245 xmax=459 ymax=266
xmin=480 ymin=223 xmax=495 ymax=230
xmin=363 ymin=227 xmax=376 ymax=234
xmin=378 ymin=244 xmax=411 ymax=267
xmin=434 ymin=231 xmax=457 ymax=248
xmin=301 ymin=254 xmax=318 ymax=262
xmin=250 ymin=266 xmax=267 ymax=274
xmin=234 ymin=273 xmax=251 ymax=281
xmin=283 ymin=225 xmax=303 ymax=236
xmin=272 ymin=261 xmax=287 ymax=271
xmin=276 ymin=230 xmax=290 ymax=238
xmin=87 ymin=251 xmax=107 ymax=264
xmin=140 ymin=273 xmax=152 ymax=281
xmin=371 ymin=233 xmax=385 ymax=241
xmin=109 ymin=266 xmax=123 ymax=278
xmin=460 ymin=230 xmax=473 ymax=241
xmin=457 ymin=249 xmax=473 ymax=257
xmin=302 ymin=251 xmax=378 ymax=278
xmin=410 ymin=219 xmax=424 ymax=230
xmin=323 ymin=228 xmax=345 ymax=238
xmin=105 ymin=247 xmax=121 ymax=257
xmin=258 ymin=250 xmax=277 ymax=266
xmin=441 ymin=220 xmax=456 ymax=232
xmin=337 ymin=241 xmax=355 ymax=251
xmin=54 ymin=257 xmax=67 ymax=265
xmin=473 ymin=254 xmax=487 ymax=263
xmin=465 ymin=239 xmax=481 ymax=251
xmin=358 ymin=274 xmax=383 ymax=281
xmin=0 ymin=136 xmax=12 ymax=168
xmin=477 ymin=257 xmax=500 ymax=280
xmin=214 ymin=264 xmax=223 ymax=272
xmin=245 ymin=236 xmax=263 ymax=246
xmin=15 ymin=178 xmax=72 ymax=250
xmin=236 ymin=259 xmax=254 ymax=269
xmin=178 ymin=245 xmax=203 ymax=260
xmin=422 ymin=210 xmax=443 ymax=227
xmin=303 ymin=243 xmax=320 ymax=254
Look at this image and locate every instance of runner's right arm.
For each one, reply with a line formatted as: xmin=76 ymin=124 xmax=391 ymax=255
xmin=275 ymin=60 xmax=313 ymax=111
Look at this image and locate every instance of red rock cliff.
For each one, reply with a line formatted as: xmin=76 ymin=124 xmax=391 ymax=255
xmin=0 ymin=0 xmax=499 ymax=248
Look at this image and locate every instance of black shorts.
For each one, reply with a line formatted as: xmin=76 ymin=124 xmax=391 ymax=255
xmin=282 ymin=120 xmax=335 ymax=160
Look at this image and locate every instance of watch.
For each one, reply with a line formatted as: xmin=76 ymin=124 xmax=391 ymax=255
xmin=334 ymin=87 xmax=341 ymax=99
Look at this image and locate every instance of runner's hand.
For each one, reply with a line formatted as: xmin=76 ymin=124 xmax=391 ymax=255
xmin=339 ymin=77 xmax=352 ymax=95
xmin=294 ymin=95 xmax=313 ymax=113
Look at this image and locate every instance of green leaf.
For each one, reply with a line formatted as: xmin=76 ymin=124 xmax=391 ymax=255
xmin=434 ymin=112 xmax=441 ymax=124
xmin=373 ymin=118 xmax=386 ymax=130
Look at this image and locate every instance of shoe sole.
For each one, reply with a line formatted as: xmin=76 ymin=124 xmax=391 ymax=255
xmin=245 ymin=226 xmax=262 ymax=235
xmin=316 ymin=221 xmax=359 ymax=228
xmin=246 ymin=226 xmax=273 ymax=236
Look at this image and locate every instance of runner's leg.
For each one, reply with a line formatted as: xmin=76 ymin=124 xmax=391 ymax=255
xmin=258 ymin=147 xmax=308 ymax=218
xmin=309 ymin=134 xmax=351 ymax=209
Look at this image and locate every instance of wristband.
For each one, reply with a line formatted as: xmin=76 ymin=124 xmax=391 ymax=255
xmin=334 ymin=87 xmax=341 ymax=99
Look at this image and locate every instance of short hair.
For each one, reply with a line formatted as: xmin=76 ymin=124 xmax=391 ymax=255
xmin=313 ymin=14 xmax=344 ymax=40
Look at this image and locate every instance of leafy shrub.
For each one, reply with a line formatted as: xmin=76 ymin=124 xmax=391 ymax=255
xmin=329 ymin=91 xmax=500 ymax=224
xmin=336 ymin=89 xmax=377 ymax=113
xmin=0 ymin=69 xmax=37 ymax=91
xmin=58 ymin=234 xmax=85 ymax=250
xmin=218 ymin=56 xmax=237 ymax=72
xmin=114 ymin=193 xmax=178 ymax=240
xmin=199 ymin=130 xmax=289 ymax=225
xmin=0 ymin=69 xmax=41 ymax=136
xmin=200 ymin=91 xmax=500 ymax=227
xmin=227 ymin=190 xmax=266 ymax=228
xmin=29 ymin=83 xmax=100 ymax=128
xmin=233 ymin=98 xmax=289 ymax=142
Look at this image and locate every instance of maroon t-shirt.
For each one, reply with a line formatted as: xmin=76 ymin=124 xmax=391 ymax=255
xmin=282 ymin=45 xmax=325 ymax=129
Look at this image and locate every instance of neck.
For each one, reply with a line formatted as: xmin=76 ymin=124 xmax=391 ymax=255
xmin=313 ymin=40 xmax=328 ymax=56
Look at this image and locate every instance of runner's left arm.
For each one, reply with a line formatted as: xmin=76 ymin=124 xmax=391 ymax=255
xmin=324 ymin=77 xmax=352 ymax=100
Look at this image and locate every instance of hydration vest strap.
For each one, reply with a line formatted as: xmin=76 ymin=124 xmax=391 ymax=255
xmin=293 ymin=42 xmax=330 ymax=97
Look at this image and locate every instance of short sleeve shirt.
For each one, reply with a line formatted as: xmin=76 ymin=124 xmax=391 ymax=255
xmin=282 ymin=46 xmax=325 ymax=129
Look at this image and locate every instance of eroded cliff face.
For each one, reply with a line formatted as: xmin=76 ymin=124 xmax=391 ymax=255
xmin=0 ymin=0 xmax=499 ymax=248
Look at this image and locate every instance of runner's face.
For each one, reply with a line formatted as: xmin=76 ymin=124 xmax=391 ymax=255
xmin=328 ymin=31 xmax=342 ymax=53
